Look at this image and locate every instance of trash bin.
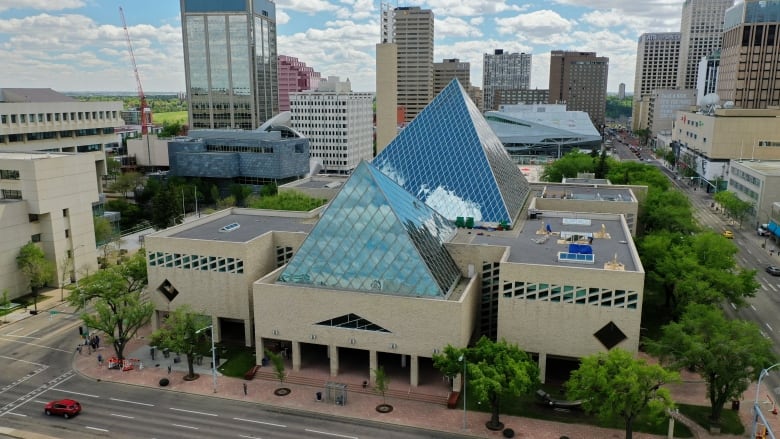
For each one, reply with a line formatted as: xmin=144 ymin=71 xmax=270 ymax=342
xmin=731 ymin=400 xmax=740 ymax=411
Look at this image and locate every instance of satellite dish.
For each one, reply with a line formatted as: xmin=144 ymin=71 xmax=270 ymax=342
xmin=700 ymin=93 xmax=720 ymax=106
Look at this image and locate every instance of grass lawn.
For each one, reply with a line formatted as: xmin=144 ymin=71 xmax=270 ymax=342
xmin=154 ymin=111 xmax=188 ymax=125
xmin=463 ymin=387 xmax=693 ymax=437
xmin=217 ymin=345 xmax=257 ymax=378
xmin=677 ymin=403 xmax=744 ymax=435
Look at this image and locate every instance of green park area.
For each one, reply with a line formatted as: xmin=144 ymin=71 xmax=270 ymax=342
xmin=154 ymin=111 xmax=188 ymax=126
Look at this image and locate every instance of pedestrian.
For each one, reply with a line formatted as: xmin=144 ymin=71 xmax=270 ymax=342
xmin=243 ymin=383 xmax=248 ymax=396
xmin=167 ymin=364 xmax=172 ymax=374
xmin=76 ymin=345 xmax=82 ymax=355
xmin=94 ymin=334 xmax=100 ymax=348
xmin=97 ymin=353 xmax=103 ymax=366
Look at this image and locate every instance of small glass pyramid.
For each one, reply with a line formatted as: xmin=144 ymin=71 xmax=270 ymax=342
xmin=277 ymin=161 xmax=461 ymax=298
xmin=373 ymin=78 xmax=530 ymax=226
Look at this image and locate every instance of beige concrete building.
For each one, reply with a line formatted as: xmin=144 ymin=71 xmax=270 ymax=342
xmin=647 ymin=89 xmax=696 ymax=136
xmin=632 ymin=33 xmax=681 ymax=131
xmin=494 ymin=89 xmax=549 ymax=107
xmin=718 ymin=0 xmax=780 ymax=109
xmin=677 ymin=0 xmax=733 ymax=91
xmin=433 ymin=59 xmax=470 ymax=95
xmin=728 ymin=160 xmax=780 ymax=227
xmin=0 ymin=152 xmax=100 ymax=300
xmin=482 ymin=50 xmax=532 ymax=112
xmin=549 ymin=51 xmax=609 ymax=129
xmin=672 ymin=107 xmax=780 ymax=190
xmin=375 ymin=43 xmax=398 ymax=154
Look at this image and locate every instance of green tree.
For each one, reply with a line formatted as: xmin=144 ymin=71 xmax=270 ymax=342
xmin=638 ymin=188 xmax=697 ymax=235
xmin=373 ymin=365 xmax=390 ymax=405
xmin=633 ymin=128 xmax=651 ymax=146
xmin=159 ymin=120 xmax=183 ymax=138
xmin=566 ymin=349 xmax=678 ymax=439
xmin=94 ymin=215 xmax=116 ymax=246
xmin=151 ymin=187 xmax=181 ymax=230
xmin=433 ymin=337 xmax=539 ymax=431
xmin=68 ymin=251 xmax=153 ymax=360
xmin=109 ymin=172 xmax=143 ymax=199
xmin=16 ymin=242 xmax=55 ymax=313
xmin=541 ymin=151 xmax=599 ymax=182
xmin=649 ymin=304 xmax=776 ymax=427
xmin=713 ymin=191 xmax=753 ymax=227
xmin=150 ymin=305 xmax=210 ymax=380
xmin=260 ymin=181 xmax=278 ymax=197
xmin=230 ymin=184 xmax=252 ymax=208
xmin=265 ymin=349 xmax=286 ymax=387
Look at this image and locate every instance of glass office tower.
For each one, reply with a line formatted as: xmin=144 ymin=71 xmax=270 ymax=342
xmin=181 ymin=0 xmax=278 ymax=130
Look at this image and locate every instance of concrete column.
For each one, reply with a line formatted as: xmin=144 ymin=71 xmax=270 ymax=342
xmin=401 ymin=354 xmax=407 ymax=368
xmin=292 ymin=341 xmax=301 ymax=372
xmin=329 ymin=345 xmax=339 ymax=377
xmin=410 ymin=354 xmax=419 ymax=387
xmin=244 ymin=319 xmax=253 ymax=347
xmin=256 ymin=338 xmax=265 ymax=367
xmin=369 ymin=350 xmax=378 ymax=385
xmin=538 ymin=352 xmax=547 ymax=384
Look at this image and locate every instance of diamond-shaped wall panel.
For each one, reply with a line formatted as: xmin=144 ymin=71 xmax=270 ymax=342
xmin=157 ymin=279 xmax=179 ymax=302
xmin=594 ymin=321 xmax=626 ymax=350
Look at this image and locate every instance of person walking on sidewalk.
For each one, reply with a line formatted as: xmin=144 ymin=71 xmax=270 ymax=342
xmin=243 ymin=383 xmax=247 ymax=396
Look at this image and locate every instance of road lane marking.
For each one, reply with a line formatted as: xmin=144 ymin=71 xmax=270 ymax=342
xmin=110 ymin=397 xmax=153 ymax=406
xmin=172 ymin=423 xmax=199 ymax=430
xmin=730 ymin=302 xmax=737 ymax=310
xmin=305 ymin=429 xmax=359 ymax=439
xmin=0 ymin=355 xmax=46 ymax=367
xmin=233 ymin=417 xmax=286 ymax=428
xmin=767 ymin=323 xmax=774 ymax=332
xmin=6 ymin=328 xmax=24 ymax=335
xmin=51 ymin=389 xmax=100 ymax=398
xmin=761 ymin=330 xmax=769 ymax=338
xmin=741 ymin=257 xmax=749 ymax=265
xmin=752 ymin=305 xmax=757 ymax=311
xmin=0 ymin=337 xmax=71 ymax=353
xmin=0 ymin=371 xmax=75 ymax=417
xmin=23 ymin=328 xmax=42 ymax=337
xmin=238 ymin=435 xmax=262 ymax=439
xmin=1 ymin=334 xmax=41 ymax=340
xmin=170 ymin=407 xmax=218 ymax=417
xmin=86 ymin=426 xmax=109 ymax=432
xmin=768 ymin=283 xmax=777 ymax=292
xmin=111 ymin=413 xmax=135 ymax=419
xmin=6 ymin=412 xmax=26 ymax=417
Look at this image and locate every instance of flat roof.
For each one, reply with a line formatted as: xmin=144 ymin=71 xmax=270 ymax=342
xmin=536 ymin=185 xmax=635 ymax=202
xmin=0 ymin=151 xmax=69 ymax=160
xmin=169 ymin=213 xmax=315 ymax=243
xmin=466 ymin=213 xmax=638 ymax=271
xmin=732 ymin=160 xmax=780 ymax=177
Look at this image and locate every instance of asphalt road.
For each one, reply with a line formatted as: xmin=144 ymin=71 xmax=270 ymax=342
xmin=0 ymin=306 xmax=458 ymax=439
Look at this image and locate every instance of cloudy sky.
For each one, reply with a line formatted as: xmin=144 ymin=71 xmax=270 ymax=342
xmin=0 ymin=0 xmax=691 ymax=94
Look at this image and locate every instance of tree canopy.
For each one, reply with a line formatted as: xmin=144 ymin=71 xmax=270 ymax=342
xmin=433 ymin=337 xmax=539 ymax=431
xmin=638 ymin=188 xmax=698 ymax=235
xmin=566 ymin=349 xmax=679 ymax=439
xmin=68 ymin=251 xmax=153 ymax=360
xmin=713 ymin=190 xmax=753 ymax=228
xmin=648 ymin=304 xmax=775 ymax=426
xmin=150 ymin=305 xmax=211 ymax=380
xmin=16 ymin=242 xmax=55 ymax=313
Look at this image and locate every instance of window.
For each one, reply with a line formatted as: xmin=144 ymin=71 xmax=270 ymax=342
xmin=29 ymin=214 xmax=39 ymax=222
xmin=63 ymin=208 xmax=69 ymax=217
xmin=1 ymin=189 xmax=22 ymax=199
xmin=31 ymin=234 xmax=41 ymax=242
xmin=0 ymin=169 xmax=20 ymax=180
xmin=65 ymin=229 xmax=70 ymax=238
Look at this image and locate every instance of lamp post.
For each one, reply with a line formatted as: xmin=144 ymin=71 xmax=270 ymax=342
xmin=459 ymin=354 xmax=467 ymax=430
xmin=196 ymin=324 xmax=217 ymax=393
xmin=752 ymin=363 xmax=780 ymax=439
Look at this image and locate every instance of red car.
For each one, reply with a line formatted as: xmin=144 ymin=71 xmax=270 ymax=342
xmin=44 ymin=399 xmax=81 ymax=418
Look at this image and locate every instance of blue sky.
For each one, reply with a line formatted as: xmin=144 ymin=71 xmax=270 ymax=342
xmin=0 ymin=0 xmax=691 ymax=94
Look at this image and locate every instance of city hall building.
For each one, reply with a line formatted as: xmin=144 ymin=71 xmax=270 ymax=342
xmin=145 ymin=80 xmax=645 ymax=387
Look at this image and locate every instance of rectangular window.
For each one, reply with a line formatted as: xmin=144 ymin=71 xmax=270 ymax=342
xmin=1 ymin=189 xmax=22 ymax=199
xmin=31 ymin=234 xmax=41 ymax=242
xmin=63 ymin=208 xmax=69 ymax=217
xmin=0 ymin=169 xmax=20 ymax=179
xmin=29 ymin=214 xmax=39 ymax=222
xmin=65 ymin=229 xmax=70 ymax=238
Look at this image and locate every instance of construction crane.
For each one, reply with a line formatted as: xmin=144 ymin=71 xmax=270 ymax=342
xmin=119 ymin=6 xmax=152 ymax=134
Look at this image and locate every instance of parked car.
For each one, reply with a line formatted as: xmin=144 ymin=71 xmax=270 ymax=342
xmin=722 ymin=230 xmax=734 ymax=239
xmin=758 ymin=224 xmax=771 ymax=236
xmin=44 ymin=399 xmax=81 ymax=418
xmin=767 ymin=266 xmax=780 ymax=276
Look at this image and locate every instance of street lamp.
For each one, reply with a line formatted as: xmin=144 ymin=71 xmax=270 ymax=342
xmin=196 ymin=324 xmax=218 ymax=393
xmin=458 ymin=354 xmax=467 ymax=430
xmin=752 ymin=363 xmax=780 ymax=439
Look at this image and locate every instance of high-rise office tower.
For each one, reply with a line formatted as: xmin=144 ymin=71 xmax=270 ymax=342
xmin=632 ymin=33 xmax=681 ymax=130
xmin=433 ymin=58 xmax=470 ymax=94
xmin=548 ymin=51 xmax=609 ymax=129
xmin=618 ymin=83 xmax=626 ymax=100
xmin=180 ymin=0 xmax=279 ymax=130
xmin=380 ymin=3 xmax=434 ymax=123
xmin=482 ymin=50 xmax=531 ymax=112
xmin=696 ymin=51 xmax=720 ymax=105
xmin=278 ymin=55 xmax=321 ymax=112
xmin=718 ymin=0 xmax=780 ymax=108
xmin=677 ymin=0 xmax=733 ymax=91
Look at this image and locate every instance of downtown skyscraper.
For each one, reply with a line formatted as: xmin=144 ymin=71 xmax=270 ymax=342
xmin=632 ymin=32 xmax=681 ymax=130
xmin=548 ymin=51 xmax=609 ymax=129
xmin=482 ymin=49 xmax=531 ymax=112
xmin=180 ymin=0 xmax=279 ymax=130
xmin=380 ymin=3 xmax=434 ymax=123
xmin=677 ymin=0 xmax=734 ymax=91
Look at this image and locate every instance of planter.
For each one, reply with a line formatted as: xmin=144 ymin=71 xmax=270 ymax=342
xmin=486 ymin=421 xmax=505 ymax=431
xmin=182 ymin=373 xmax=200 ymax=381
xmin=159 ymin=378 xmax=169 ymax=387
xmin=502 ymin=428 xmax=515 ymax=438
xmin=376 ymin=404 xmax=393 ymax=413
xmin=274 ymin=387 xmax=291 ymax=396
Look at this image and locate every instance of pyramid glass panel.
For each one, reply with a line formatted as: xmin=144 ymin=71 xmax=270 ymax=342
xmin=278 ymin=161 xmax=461 ymax=298
xmin=373 ymin=79 xmax=530 ymax=226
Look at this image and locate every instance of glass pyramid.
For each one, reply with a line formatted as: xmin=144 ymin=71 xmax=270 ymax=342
xmin=373 ymin=78 xmax=530 ymax=226
xmin=277 ymin=161 xmax=461 ymax=298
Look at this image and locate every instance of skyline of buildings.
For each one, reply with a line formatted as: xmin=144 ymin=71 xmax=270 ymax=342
xmin=548 ymin=51 xmax=609 ymax=129
xmin=277 ymin=55 xmax=321 ymax=112
xmin=677 ymin=0 xmax=734 ymax=92
xmin=632 ymin=32 xmax=682 ymax=131
xmin=482 ymin=50 xmax=532 ymax=112
xmin=180 ymin=0 xmax=279 ymax=130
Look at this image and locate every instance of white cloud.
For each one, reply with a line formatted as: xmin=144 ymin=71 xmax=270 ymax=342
xmin=335 ymin=0 xmax=375 ymax=20
xmin=424 ymin=0 xmax=525 ymax=16
xmin=495 ymin=10 xmax=576 ymax=35
xmin=275 ymin=0 xmax=338 ymax=15
xmin=436 ymin=16 xmax=482 ymax=39
xmin=0 ymin=0 xmax=84 ymax=13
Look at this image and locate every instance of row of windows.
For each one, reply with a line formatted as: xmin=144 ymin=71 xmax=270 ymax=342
xmin=1 ymin=111 xmax=118 ymax=125
xmin=0 ymin=169 xmax=20 ymax=180
xmin=206 ymin=144 xmax=275 ymax=153
xmin=729 ymin=179 xmax=759 ymax=201
xmin=503 ymin=281 xmax=639 ymax=309
xmin=1 ymin=189 xmax=22 ymax=199
xmin=1 ymin=128 xmax=114 ymax=143
xmin=731 ymin=167 xmax=762 ymax=187
xmin=148 ymin=252 xmax=245 ymax=274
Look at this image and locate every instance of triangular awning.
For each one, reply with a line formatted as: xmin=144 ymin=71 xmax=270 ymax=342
xmin=315 ymin=314 xmax=391 ymax=333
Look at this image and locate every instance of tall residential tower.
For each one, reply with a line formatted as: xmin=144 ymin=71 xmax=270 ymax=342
xmin=380 ymin=4 xmax=434 ymax=123
xmin=180 ymin=0 xmax=279 ymax=130
xmin=482 ymin=50 xmax=531 ymax=112
xmin=677 ymin=0 xmax=734 ymax=91
xmin=632 ymin=33 xmax=681 ymax=130
xmin=548 ymin=51 xmax=609 ymax=129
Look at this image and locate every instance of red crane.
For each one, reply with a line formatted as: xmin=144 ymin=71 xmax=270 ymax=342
xmin=119 ymin=6 xmax=152 ymax=134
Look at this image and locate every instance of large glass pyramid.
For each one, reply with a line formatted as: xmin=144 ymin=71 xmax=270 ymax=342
xmin=277 ymin=161 xmax=461 ymax=298
xmin=373 ymin=78 xmax=530 ymax=226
